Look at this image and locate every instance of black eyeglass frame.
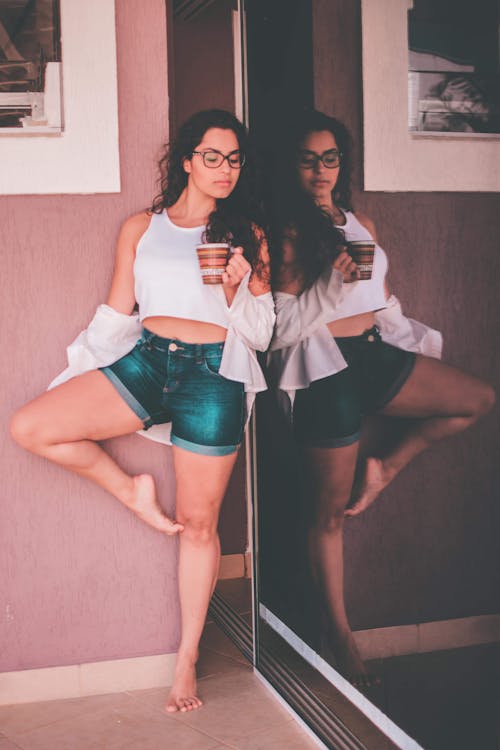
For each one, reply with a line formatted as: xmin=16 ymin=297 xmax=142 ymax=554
xmin=191 ymin=149 xmax=246 ymax=169
xmin=297 ymin=148 xmax=343 ymax=169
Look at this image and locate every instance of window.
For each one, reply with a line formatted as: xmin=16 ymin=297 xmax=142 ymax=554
xmin=0 ymin=0 xmax=119 ymax=195
xmin=408 ymin=0 xmax=500 ymax=135
xmin=361 ymin=0 xmax=500 ymax=192
xmin=0 ymin=0 xmax=62 ymax=133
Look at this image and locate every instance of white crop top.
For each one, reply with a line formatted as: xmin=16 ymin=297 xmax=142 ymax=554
xmin=134 ymin=210 xmax=230 ymax=328
xmin=327 ymin=210 xmax=388 ymax=320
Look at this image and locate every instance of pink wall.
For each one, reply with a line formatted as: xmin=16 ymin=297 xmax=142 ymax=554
xmin=0 ymin=0 xmax=184 ymax=672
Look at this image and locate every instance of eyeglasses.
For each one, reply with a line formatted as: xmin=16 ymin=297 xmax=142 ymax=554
xmin=191 ymin=149 xmax=245 ymax=169
xmin=298 ymin=149 xmax=342 ymax=169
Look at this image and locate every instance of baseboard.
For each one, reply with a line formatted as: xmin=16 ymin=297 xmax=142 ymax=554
xmin=218 ymin=552 xmax=251 ymax=580
xmin=354 ymin=613 xmax=500 ymax=660
xmin=4 ymin=610 xmax=497 ymax=707
xmin=0 ymin=652 xmax=177 ymax=706
xmin=260 ymin=605 xmax=500 ymax=661
xmin=2 ymin=552 xmax=249 ymax=707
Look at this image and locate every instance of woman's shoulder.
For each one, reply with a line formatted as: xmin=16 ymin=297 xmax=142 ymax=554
xmin=121 ymin=210 xmax=153 ymax=236
xmin=113 ymin=211 xmax=154 ymax=261
xmin=117 ymin=211 xmax=154 ymax=250
xmin=351 ymin=211 xmax=377 ymax=241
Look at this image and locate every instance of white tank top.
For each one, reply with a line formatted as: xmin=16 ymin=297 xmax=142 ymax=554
xmin=134 ymin=210 xmax=230 ymax=328
xmin=327 ymin=210 xmax=388 ymax=321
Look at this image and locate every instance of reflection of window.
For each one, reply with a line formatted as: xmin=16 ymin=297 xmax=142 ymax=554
xmin=0 ymin=0 xmax=62 ymax=132
xmin=408 ymin=0 xmax=500 ymax=135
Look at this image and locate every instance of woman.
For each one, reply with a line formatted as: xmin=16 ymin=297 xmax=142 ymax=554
xmin=10 ymin=109 xmax=275 ymax=711
xmin=269 ymin=110 xmax=495 ymax=686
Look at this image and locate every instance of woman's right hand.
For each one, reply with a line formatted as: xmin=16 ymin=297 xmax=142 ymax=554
xmin=334 ymin=249 xmax=359 ymax=283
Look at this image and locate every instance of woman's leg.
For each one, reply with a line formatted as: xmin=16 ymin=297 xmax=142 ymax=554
xmin=10 ymin=371 xmax=183 ymax=533
xmin=306 ymin=442 xmax=377 ymax=686
xmin=166 ymin=446 xmax=239 ymax=713
xmin=348 ymin=356 xmax=495 ymax=516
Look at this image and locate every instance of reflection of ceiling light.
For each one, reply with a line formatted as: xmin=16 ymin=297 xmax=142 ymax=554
xmin=173 ymin=0 xmax=218 ymax=21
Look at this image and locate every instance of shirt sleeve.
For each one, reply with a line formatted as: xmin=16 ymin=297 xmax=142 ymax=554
xmin=375 ymin=294 xmax=443 ymax=359
xmin=48 ymin=304 xmax=142 ymax=389
xmin=271 ymin=267 xmax=344 ymax=350
xmin=226 ymin=271 xmax=276 ymax=352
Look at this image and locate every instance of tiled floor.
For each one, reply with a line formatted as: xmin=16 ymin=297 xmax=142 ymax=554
xmin=0 ymin=621 xmax=319 ymax=750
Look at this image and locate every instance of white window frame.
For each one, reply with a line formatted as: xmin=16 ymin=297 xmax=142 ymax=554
xmin=361 ymin=0 xmax=500 ymax=192
xmin=0 ymin=0 xmax=120 ymax=195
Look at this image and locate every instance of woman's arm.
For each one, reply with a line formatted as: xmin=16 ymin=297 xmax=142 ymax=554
xmin=222 ymin=228 xmax=275 ymax=352
xmin=272 ymin=238 xmax=351 ymax=349
xmin=106 ymin=212 xmax=150 ymax=313
xmin=271 ymin=229 xmax=363 ymax=349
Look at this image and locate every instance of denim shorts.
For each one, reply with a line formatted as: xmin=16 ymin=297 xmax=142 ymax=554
xmin=293 ymin=326 xmax=416 ymax=448
xmin=100 ymin=329 xmax=245 ymax=456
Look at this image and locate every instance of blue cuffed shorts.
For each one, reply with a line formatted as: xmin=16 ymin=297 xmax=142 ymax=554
xmin=293 ymin=326 xmax=416 ymax=448
xmin=100 ymin=329 xmax=245 ymax=456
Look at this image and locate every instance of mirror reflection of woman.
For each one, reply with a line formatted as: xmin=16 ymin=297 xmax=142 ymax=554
xmin=10 ymin=110 xmax=274 ymax=712
xmin=269 ymin=110 xmax=495 ymax=686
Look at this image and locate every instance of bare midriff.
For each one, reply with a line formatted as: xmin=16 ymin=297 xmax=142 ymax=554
xmin=327 ymin=311 xmax=376 ymax=338
xmin=142 ymin=316 xmax=228 ymax=343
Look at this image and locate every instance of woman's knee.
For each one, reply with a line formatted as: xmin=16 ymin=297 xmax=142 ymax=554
xmin=314 ymin=503 xmax=347 ymax=534
xmin=9 ymin=407 xmax=43 ymax=451
xmin=470 ymin=381 xmax=496 ymax=418
xmin=479 ymin=383 xmax=495 ymax=416
xmin=178 ymin=509 xmax=219 ymax=544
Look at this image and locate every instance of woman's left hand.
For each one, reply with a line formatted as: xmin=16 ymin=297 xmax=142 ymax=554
xmin=222 ymin=247 xmax=251 ymax=287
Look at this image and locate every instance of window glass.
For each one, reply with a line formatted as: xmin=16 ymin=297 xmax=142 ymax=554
xmin=0 ymin=0 xmax=62 ymax=132
xmin=408 ymin=0 xmax=500 ymax=134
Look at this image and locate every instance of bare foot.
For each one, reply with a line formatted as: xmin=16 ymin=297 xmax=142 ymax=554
xmin=333 ymin=631 xmax=381 ymax=689
xmin=129 ymin=474 xmax=184 ymax=534
xmin=345 ymin=457 xmax=394 ymax=517
xmin=166 ymin=656 xmax=203 ymax=713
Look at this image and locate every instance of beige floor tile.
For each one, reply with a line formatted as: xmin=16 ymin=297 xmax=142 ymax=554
xmin=170 ymin=671 xmax=293 ymax=745
xmin=215 ymin=579 xmax=252 ymax=615
xmin=7 ymin=698 xmax=217 ymax=750
xmin=123 ymin=687 xmax=169 ymax=711
xmin=0 ymin=693 xmax=135 ymax=737
xmin=235 ymin=720 xmax=320 ymax=749
xmin=0 ymin=739 xmax=24 ymax=750
xmin=197 ymin=648 xmax=252 ymax=680
xmin=200 ymin=623 xmax=249 ymax=665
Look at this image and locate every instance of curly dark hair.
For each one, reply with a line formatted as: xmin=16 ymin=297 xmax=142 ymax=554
xmin=151 ymin=109 xmax=266 ymax=275
xmin=268 ymin=109 xmax=354 ymax=289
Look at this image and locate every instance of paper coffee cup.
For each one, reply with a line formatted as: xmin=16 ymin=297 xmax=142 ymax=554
xmin=196 ymin=243 xmax=230 ymax=284
xmin=348 ymin=241 xmax=375 ymax=280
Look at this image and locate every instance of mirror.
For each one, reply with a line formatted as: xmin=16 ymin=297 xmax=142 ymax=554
xmin=246 ymin=1 xmax=499 ymax=749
